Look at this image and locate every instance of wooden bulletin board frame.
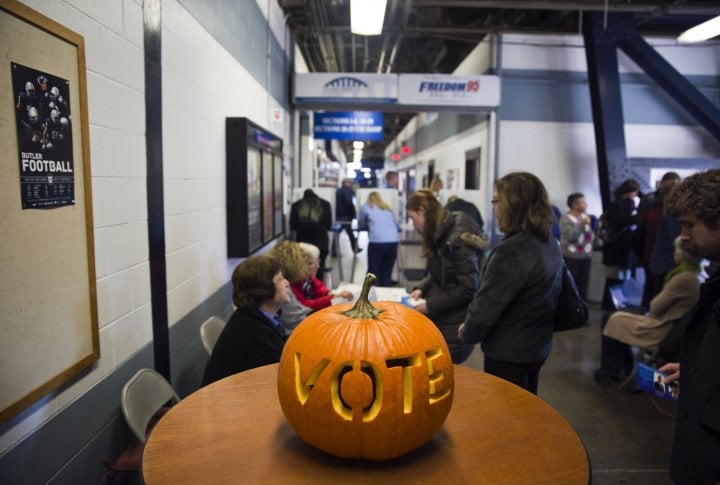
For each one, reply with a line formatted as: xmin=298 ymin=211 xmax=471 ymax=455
xmin=0 ymin=0 xmax=99 ymax=425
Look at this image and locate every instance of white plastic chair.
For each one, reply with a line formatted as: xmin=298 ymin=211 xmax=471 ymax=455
xmin=200 ymin=315 xmax=226 ymax=356
xmin=121 ymin=368 xmax=180 ymax=443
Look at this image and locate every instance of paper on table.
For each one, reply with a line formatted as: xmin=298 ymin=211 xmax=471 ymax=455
xmin=334 ymin=283 xmax=377 ymax=302
xmin=334 ymin=283 xmax=409 ymax=303
xmin=401 ymin=296 xmax=426 ymax=308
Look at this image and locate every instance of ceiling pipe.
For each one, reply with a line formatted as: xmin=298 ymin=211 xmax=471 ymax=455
xmin=308 ymin=0 xmax=339 ymax=71
xmin=412 ymin=0 xmax=718 ymax=15
xmin=377 ymin=0 xmax=402 ymax=72
xmin=633 ymin=0 xmax=694 ymax=29
xmin=385 ymin=0 xmax=414 ymax=72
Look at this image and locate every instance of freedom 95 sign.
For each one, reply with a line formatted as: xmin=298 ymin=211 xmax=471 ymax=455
xmin=398 ymin=74 xmax=501 ymax=108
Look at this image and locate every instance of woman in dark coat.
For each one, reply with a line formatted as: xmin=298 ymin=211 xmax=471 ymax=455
xmin=406 ymin=189 xmax=484 ymax=363
xmin=600 ymin=179 xmax=641 ymax=310
xmin=459 ymin=172 xmax=563 ymax=394
xmin=202 ymin=254 xmax=290 ymax=387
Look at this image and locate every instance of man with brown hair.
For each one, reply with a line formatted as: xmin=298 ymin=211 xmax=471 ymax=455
xmin=660 ymin=169 xmax=720 ymax=484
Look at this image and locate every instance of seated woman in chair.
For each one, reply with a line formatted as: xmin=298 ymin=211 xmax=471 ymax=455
xmin=268 ymin=241 xmax=316 ymax=333
xmin=202 ymin=254 xmax=291 ymax=386
xmin=291 ymin=242 xmax=353 ymax=311
xmin=595 ymin=237 xmax=705 ymax=384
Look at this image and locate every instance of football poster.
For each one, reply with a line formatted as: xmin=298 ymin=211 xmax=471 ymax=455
xmin=12 ymin=62 xmax=75 ymax=209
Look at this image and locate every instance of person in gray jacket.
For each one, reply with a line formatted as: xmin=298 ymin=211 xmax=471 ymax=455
xmin=406 ymin=189 xmax=484 ymax=363
xmin=459 ymin=172 xmax=563 ymax=394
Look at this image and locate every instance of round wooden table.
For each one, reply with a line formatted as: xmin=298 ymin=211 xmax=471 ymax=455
xmin=143 ymin=364 xmax=589 ymax=483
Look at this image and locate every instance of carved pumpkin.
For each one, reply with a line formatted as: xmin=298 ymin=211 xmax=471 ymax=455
xmin=277 ymin=273 xmax=454 ymax=461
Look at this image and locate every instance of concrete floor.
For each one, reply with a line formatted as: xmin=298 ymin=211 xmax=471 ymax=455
xmin=464 ymin=304 xmax=677 ymax=485
xmin=330 ymin=230 xmax=678 ymax=484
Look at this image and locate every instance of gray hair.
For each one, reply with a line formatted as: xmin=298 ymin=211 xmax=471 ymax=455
xmin=298 ymin=242 xmax=320 ymax=260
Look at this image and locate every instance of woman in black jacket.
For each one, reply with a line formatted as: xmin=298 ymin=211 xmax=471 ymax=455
xmin=459 ymin=172 xmax=563 ymax=394
xmin=202 ymin=254 xmax=291 ymax=387
xmin=406 ymin=189 xmax=484 ymax=363
xmin=600 ymin=179 xmax=641 ymax=310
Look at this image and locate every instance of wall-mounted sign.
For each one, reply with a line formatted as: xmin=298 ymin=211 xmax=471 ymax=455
xmin=295 ymin=73 xmax=397 ymax=105
xmin=295 ymin=73 xmax=501 ymax=110
xmin=398 ymin=74 xmax=501 ymax=107
xmin=313 ymin=111 xmax=383 ymax=141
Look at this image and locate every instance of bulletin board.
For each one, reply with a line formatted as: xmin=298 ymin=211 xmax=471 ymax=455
xmin=0 ymin=0 xmax=99 ymax=425
xmin=226 ymin=117 xmax=284 ymax=257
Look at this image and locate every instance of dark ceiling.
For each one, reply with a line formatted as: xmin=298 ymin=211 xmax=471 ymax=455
xmin=278 ymin=0 xmax=719 ymax=161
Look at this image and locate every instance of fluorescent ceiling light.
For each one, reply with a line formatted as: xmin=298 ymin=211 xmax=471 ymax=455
xmin=678 ymin=14 xmax=720 ymax=43
xmin=351 ymin=0 xmax=387 ymax=36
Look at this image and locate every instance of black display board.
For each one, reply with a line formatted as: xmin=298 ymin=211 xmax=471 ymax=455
xmin=226 ymin=117 xmax=283 ymax=257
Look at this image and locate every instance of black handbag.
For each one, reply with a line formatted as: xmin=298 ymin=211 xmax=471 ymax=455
xmin=553 ymin=263 xmax=589 ymax=332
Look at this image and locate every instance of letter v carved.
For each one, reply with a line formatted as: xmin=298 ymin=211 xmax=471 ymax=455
xmin=294 ymin=352 xmax=330 ymax=405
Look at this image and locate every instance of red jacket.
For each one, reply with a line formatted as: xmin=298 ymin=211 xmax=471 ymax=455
xmin=291 ymin=277 xmax=332 ymax=311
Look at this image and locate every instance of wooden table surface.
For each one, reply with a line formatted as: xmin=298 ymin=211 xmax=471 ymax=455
xmin=143 ymin=364 xmax=589 ymax=484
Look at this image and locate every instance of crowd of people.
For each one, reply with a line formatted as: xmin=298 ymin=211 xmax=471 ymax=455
xmin=204 ymin=169 xmax=720 ymax=483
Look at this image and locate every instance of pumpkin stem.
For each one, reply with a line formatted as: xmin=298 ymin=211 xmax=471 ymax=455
xmin=341 ymin=273 xmax=385 ymax=319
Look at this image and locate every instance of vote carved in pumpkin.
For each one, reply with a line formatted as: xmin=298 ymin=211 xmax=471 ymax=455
xmin=277 ymin=273 xmax=454 ymax=461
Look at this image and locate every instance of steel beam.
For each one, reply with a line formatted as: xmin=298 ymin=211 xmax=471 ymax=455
xmin=583 ymin=12 xmax=629 ymax=210
xmin=619 ymin=31 xmax=720 ymax=142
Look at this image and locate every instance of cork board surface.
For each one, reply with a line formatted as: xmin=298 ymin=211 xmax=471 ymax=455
xmin=0 ymin=0 xmax=98 ymax=425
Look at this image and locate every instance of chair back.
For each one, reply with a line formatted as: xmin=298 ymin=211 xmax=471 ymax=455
xmin=200 ymin=315 xmax=226 ymax=355
xmin=121 ymin=368 xmax=180 ymax=443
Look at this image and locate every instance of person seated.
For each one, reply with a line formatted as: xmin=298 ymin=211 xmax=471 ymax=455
xmin=268 ymin=241 xmax=313 ymax=333
xmin=292 ymin=242 xmax=353 ymax=311
xmin=594 ymin=237 xmax=705 ymax=384
xmin=202 ymin=254 xmax=290 ymax=387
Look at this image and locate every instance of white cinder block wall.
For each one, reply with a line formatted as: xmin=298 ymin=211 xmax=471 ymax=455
xmin=0 ymin=0 xmax=291 ymax=457
xmin=1 ymin=0 xmax=148 ymax=453
xmin=162 ymin=0 xmax=290 ymax=324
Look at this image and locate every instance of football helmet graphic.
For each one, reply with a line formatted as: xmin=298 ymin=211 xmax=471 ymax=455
xmin=28 ymin=106 xmax=39 ymax=124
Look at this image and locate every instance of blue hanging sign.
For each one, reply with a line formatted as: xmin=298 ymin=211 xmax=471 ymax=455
xmin=313 ymin=111 xmax=383 ymax=141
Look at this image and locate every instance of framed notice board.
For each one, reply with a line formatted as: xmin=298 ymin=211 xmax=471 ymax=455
xmin=0 ymin=0 xmax=99 ymax=425
xmin=226 ymin=118 xmax=284 ymax=257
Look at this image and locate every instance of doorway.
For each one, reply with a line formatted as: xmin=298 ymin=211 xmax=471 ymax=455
xmin=465 ymin=148 xmax=481 ymax=190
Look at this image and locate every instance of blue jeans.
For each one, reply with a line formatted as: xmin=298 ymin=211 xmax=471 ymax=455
xmin=367 ymin=242 xmax=398 ymax=287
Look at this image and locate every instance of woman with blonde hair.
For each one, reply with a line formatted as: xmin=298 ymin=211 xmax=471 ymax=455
xmin=459 ymin=172 xmax=563 ymax=394
xmin=358 ymin=191 xmax=400 ymax=287
xmin=292 ymin=242 xmax=353 ymax=310
xmin=405 ymin=189 xmax=484 ymax=363
xmin=268 ymin=241 xmax=312 ymax=333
